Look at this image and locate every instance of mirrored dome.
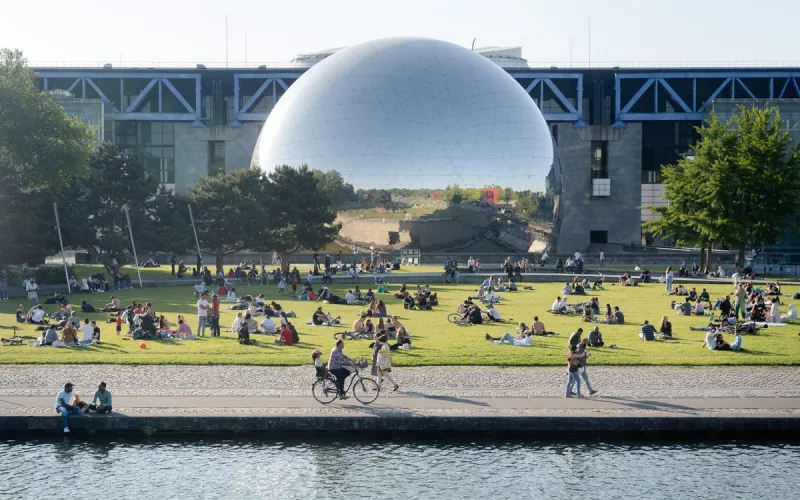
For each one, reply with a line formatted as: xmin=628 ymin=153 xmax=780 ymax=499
xmin=255 ymin=37 xmax=554 ymax=192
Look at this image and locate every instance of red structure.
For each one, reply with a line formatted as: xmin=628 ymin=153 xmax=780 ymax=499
xmin=481 ymin=187 xmax=499 ymax=205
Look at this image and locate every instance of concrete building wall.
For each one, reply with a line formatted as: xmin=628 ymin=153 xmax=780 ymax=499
xmin=555 ymin=123 xmax=643 ymax=253
xmin=227 ymin=122 xmax=263 ymax=172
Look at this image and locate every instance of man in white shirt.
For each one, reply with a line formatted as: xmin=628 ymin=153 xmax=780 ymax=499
xmin=26 ymin=278 xmax=39 ymax=306
xmin=485 ymin=304 xmax=502 ymax=322
xmin=599 ymin=250 xmax=605 ymax=268
xmin=260 ymin=316 xmax=277 ymax=334
xmin=56 ymin=382 xmax=88 ymax=433
xmin=29 ymin=305 xmax=46 ymax=324
xmin=702 ymin=329 xmax=717 ymax=350
xmin=552 ymin=296 xmax=566 ymax=313
xmin=486 ymin=331 xmax=532 ymax=346
xmin=345 ymin=290 xmax=357 ymax=305
xmin=196 ymin=292 xmax=209 ymax=337
xmin=574 ymin=250 xmax=582 ymax=262
xmin=307 ymin=272 xmax=313 ymax=284
xmin=79 ymin=318 xmax=95 ymax=345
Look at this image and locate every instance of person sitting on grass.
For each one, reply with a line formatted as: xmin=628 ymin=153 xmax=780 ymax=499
xmin=701 ymin=328 xmax=719 ymax=350
xmin=403 ymin=294 xmax=416 ymax=310
xmin=260 ymin=316 xmax=277 ymax=334
xmin=516 ymin=322 xmax=530 ymax=335
xmin=730 ymin=331 xmax=743 ymax=351
xmin=28 ymin=305 xmax=47 ymax=325
xmin=174 ymin=318 xmax=195 ymax=340
xmin=275 ymin=323 xmax=294 ymax=346
xmin=692 ymin=299 xmax=705 ymax=316
xmin=353 ymin=314 xmax=368 ymax=333
xmin=562 ymin=282 xmax=573 ymax=296
xmin=639 ymin=320 xmax=656 ymax=341
xmin=587 ymin=326 xmax=604 ymax=347
xmin=582 ymin=307 xmax=594 ymax=323
xmin=781 ymin=304 xmax=798 ymax=323
xmin=613 ymin=306 xmax=625 ymax=324
xmin=552 ymin=296 xmax=567 ymax=314
xmin=483 ymin=303 xmax=502 ymax=322
xmin=60 ymin=323 xmax=79 ymax=345
xmin=507 ymin=280 xmax=518 ymax=291
xmin=102 ymin=296 xmax=121 ymax=312
xmin=659 ymin=315 xmax=674 ymax=339
xmin=464 ymin=303 xmax=483 ymax=325
xmin=230 ymin=312 xmax=243 ymax=333
xmin=713 ymin=333 xmax=732 ymax=350
xmin=672 ymin=298 xmax=692 ymax=316
xmin=391 ymin=326 xmax=411 ymax=350
xmin=573 ymin=281 xmax=586 ymax=295
xmin=485 ymin=331 xmax=532 ymax=346
xmin=531 ymin=316 xmax=555 ymax=336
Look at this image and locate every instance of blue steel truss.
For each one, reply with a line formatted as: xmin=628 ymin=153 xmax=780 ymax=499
xmin=505 ymin=72 xmax=584 ymax=125
xmin=231 ymin=72 xmax=303 ymax=126
xmin=615 ymin=70 xmax=800 ymax=125
xmin=38 ymin=71 xmax=203 ymax=126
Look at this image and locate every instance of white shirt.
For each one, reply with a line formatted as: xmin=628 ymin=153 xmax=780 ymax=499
xmin=599 ymin=251 xmax=604 ymax=260
xmin=574 ymin=251 xmax=581 ymax=261
xmin=260 ymin=318 xmax=276 ymax=332
xmin=514 ymin=336 xmax=533 ymax=346
xmin=552 ymin=300 xmax=562 ymax=311
xmin=488 ymin=308 xmax=501 ymax=321
xmin=231 ymin=317 xmax=242 ymax=332
xmin=694 ymin=302 xmax=705 ymax=314
xmin=562 ymin=285 xmax=572 ymax=295
xmin=197 ymin=299 xmax=209 ymax=317
xmin=255 ymin=297 xmax=265 ymax=304
xmin=705 ymin=331 xmax=716 ymax=350
xmin=26 ymin=282 xmax=38 ymax=298
xmin=307 ymin=273 xmax=313 ymax=283
xmin=31 ymin=309 xmax=45 ymax=322
xmin=79 ymin=324 xmax=94 ymax=341
xmin=345 ymin=292 xmax=357 ymax=304
xmin=56 ymin=390 xmax=73 ymax=407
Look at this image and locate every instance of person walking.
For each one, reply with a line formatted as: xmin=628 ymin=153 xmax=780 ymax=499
xmin=196 ymin=292 xmax=209 ymax=337
xmin=210 ymin=293 xmax=221 ymax=337
xmin=565 ymin=345 xmax=585 ymax=398
xmin=599 ymin=249 xmax=605 ymax=268
xmin=734 ymin=283 xmax=747 ymax=320
xmin=576 ymin=339 xmax=598 ymax=395
xmin=375 ymin=333 xmax=399 ymax=391
xmin=664 ymin=266 xmax=674 ymax=294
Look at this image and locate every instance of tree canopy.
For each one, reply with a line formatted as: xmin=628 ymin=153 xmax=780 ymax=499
xmin=644 ymin=105 xmax=800 ymax=265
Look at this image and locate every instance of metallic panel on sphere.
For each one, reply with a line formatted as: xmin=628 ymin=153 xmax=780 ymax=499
xmin=255 ymin=37 xmax=554 ymax=192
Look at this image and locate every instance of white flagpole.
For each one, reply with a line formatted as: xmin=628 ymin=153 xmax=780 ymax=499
xmin=123 ymin=206 xmax=144 ymax=288
xmin=53 ymin=203 xmax=71 ymax=295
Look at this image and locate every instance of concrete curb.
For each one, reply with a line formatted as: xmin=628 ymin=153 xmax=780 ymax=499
xmin=4 ymin=414 xmax=800 ymax=434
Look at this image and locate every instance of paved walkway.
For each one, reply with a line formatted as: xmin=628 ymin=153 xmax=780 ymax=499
xmin=1 ymin=365 xmax=799 ymax=417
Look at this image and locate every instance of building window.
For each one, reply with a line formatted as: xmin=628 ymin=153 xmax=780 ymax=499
xmin=590 ymin=230 xmax=608 ymax=244
xmin=114 ymin=121 xmax=175 ymax=186
xmin=590 ymin=141 xmax=608 ymax=179
xmin=642 ymin=169 xmax=662 ymax=184
xmin=208 ymin=141 xmax=226 ymax=176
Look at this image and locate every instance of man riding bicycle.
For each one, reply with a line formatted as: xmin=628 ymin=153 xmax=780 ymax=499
xmin=328 ymin=339 xmax=354 ymax=399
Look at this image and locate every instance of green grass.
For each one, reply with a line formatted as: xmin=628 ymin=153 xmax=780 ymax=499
xmin=2 ymin=280 xmax=799 ymax=366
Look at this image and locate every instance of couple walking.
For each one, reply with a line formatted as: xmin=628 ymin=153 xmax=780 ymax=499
xmin=566 ymin=331 xmax=598 ymax=398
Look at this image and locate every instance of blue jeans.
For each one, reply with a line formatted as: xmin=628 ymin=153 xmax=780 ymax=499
xmin=29 ymin=296 xmax=38 ymax=307
xmin=56 ymin=406 xmax=80 ymax=428
xmin=496 ymin=333 xmax=515 ymax=344
xmin=197 ymin=317 xmax=207 ymax=337
xmin=665 ymin=278 xmax=673 ymax=293
xmin=579 ymin=367 xmax=595 ymax=392
xmin=566 ymin=371 xmax=582 ymax=395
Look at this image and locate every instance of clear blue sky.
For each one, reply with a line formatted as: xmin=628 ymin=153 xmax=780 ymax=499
xmin=2 ymin=0 xmax=798 ymax=66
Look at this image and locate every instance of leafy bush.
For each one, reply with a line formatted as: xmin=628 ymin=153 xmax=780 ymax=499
xmin=30 ymin=265 xmax=77 ymax=285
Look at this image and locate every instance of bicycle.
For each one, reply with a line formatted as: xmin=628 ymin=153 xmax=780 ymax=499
xmin=333 ymin=330 xmax=373 ymax=341
xmin=447 ymin=313 xmax=472 ymax=326
xmin=312 ymin=359 xmax=380 ymax=404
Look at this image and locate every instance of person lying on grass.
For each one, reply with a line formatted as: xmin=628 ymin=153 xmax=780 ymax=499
xmin=312 ymin=307 xmax=341 ymax=326
xmin=486 ymin=331 xmax=532 ymax=346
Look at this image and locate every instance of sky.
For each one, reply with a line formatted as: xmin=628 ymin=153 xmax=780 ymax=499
xmin=2 ymin=0 xmax=799 ymax=67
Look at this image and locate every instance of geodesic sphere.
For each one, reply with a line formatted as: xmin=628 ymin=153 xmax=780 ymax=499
xmin=254 ymin=37 xmax=554 ymax=191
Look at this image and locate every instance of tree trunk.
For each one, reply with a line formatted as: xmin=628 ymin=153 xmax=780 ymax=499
xmin=699 ymin=246 xmax=706 ymax=270
xmin=279 ymin=252 xmax=291 ymax=273
xmin=705 ymin=246 xmax=713 ymax=273
xmin=215 ymin=251 xmax=224 ymax=275
xmin=737 ymin=247 xmax=746 ymax=269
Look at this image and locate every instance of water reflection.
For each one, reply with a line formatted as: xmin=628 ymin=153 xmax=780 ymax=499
xmin=1 ymin=435 xmax=799 ymax=499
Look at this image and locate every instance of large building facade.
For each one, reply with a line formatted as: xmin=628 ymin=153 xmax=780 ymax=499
xmin=35 ymin=57 xmax=800 ymax=252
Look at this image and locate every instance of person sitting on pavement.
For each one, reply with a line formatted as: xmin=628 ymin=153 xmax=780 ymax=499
xmin=56 ymin=382 xmax=89 ymax=433
xmin=639 ymin=320 xmax=656 ymax=341
xmin=587 ymin=326 xmax=604 ymax=347
xmin=88 ymin=382 xmax=112 ymax=414
xmin=485 ymin=331 xmax=532 ymax=346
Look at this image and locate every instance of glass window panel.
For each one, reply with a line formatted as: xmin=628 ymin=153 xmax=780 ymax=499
xmin=163 ymin=146 xmax=174 ymax=159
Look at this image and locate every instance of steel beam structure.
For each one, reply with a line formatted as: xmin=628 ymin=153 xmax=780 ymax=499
xmin=230 ymin=72 xmax=303 ymax=126
xmin=508 ymin=72 xmax=584 ymax=125
xmin=614 ymin=70 xmax=800 ymax=124
xmin=37 ymin=71 xmax=203 ymax=125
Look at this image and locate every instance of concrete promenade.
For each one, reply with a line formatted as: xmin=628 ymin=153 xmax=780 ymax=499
xmin=1 ymin=365 xmax=799 ymax=432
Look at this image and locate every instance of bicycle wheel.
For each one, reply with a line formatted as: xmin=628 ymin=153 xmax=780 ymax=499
xmin=352 ymin=376 xmax=380 ymax=404
xmin=447 ymin=313 xmax=462 ymax=324
xmin=312 ymin=378 xmax=338 ymax=404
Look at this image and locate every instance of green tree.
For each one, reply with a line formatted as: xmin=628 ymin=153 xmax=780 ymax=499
xmin=312 ymin=169 xmax=356 ymax=209
xmin=0 ymin=49 xmax=93 ymax=263
xmin=645 ymin=106 xmax=800 ymax=267
xmin=264 ymin=165 xmax=340 ymax=269
xmin=515 ymin=192 xmax=541 ymax=221
xmin=57 ymin=143 xmax=188 ymax=273
xmin=189 ymin=168 xmax=268 ymax=273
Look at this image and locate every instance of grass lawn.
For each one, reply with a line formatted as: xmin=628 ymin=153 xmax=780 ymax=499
xmin=1 ymin=279 xmax=799 ymax=367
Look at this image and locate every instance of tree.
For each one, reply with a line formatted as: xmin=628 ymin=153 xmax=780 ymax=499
xmin=646 ymin=106 xmax=800 ymax=268
xmin=189 ymin=168 xmax=268 ymax=273
xmin=264 ymin=165 xmax=340 ymax=270
xmin=0 ymin=49 xmax=93 ymax=263
xmin=312 ymin=169 xmax=356 ymax=209
xmin=515 ymin=192 xmax=542 ymax=221
xmin=57 ymin=144 xmax=190 ymax=273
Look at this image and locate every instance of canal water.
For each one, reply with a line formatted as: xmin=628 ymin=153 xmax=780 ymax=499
xmin=1 ymin=435 xmax=798 ymax=499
